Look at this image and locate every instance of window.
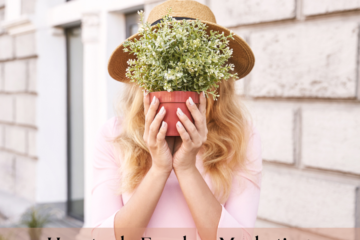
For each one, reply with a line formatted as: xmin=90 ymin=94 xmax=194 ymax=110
xmin=125 ymin=10 xmax=143 ymax=38
xmin=65 ymin=26 xmax=84 ymax=221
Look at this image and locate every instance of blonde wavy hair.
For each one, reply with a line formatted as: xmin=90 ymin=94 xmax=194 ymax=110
xmin=112 ymin=79 xmax=255 ymax=204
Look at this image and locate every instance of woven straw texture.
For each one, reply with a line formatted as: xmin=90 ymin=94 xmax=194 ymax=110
xmin=108 ymin=0 xmax=255 ymax=83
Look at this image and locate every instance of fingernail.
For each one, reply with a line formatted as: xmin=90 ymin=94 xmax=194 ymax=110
xmin=177 ymin=121 xmax=183 ymax=128
xmin=177 ymin=107 xmax=183 ymax=116
xmin=162 ymin=121 xmax=166 ymax=128
xmin=159 ymin=106 xmax=165 ymax=114
xmin=152 ymin=96 xmax=156 ymax=105
xmin=202 ymin=91 xmax=205 ymax=97
xmin=189 ymin=97 xmax=194 ymax=105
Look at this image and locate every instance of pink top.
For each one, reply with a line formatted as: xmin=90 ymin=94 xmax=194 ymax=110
xmin=91 ymin=116 xmax=262 ymax=240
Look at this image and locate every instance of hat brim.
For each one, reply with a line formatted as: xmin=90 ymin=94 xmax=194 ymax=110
xmin=108 ymin=20 xmax=255 ymax=83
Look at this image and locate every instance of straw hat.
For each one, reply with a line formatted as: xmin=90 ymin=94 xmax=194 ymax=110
xmin=108 ymin=0 xmax=255 ymax=83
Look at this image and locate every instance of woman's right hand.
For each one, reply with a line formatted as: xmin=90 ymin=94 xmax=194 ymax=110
xmin=143 ymin=91 xmax=173 ymax=175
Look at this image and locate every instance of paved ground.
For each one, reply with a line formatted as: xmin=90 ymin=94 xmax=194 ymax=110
xmin=0 ymin=214 xmax=83 ymax=228
xmin=0 ymin=216 xmax=84 ymax=240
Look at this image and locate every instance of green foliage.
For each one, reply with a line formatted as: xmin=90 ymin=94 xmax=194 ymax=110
xmin=123 ymin=8 xmax=238 ymax=101
xmin=20 ymin=206 xmax=52 ymax=228
xmin=0 ymin=232 xmax=13 ymax=240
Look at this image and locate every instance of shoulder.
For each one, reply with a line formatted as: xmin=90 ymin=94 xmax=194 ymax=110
xmin=96 ymin=115 xmax=124 ymax=141
xmin=235 ymin=121 xmax=263 ymax=188
xmin=93 ymin=116 xmax=124 ymax=166
xmin=249 ymin=120 xmax=261 ymax=142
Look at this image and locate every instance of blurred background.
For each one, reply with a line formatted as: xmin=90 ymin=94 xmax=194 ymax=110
xmin=0 ymin=0 xmax=359 ymax=239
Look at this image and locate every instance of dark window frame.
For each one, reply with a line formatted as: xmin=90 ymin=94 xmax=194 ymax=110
xmin=125 ymin=10 xmax=144 ymax=39
xmin=65 ymin=25 xmax=84 ymax=222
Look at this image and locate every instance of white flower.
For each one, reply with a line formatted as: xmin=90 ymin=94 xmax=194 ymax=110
xmin=124 ymin=9 xmax=236 ymax=94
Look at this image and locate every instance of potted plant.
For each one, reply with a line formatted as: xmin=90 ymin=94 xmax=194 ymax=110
xmin=19 ymin=205 xmax=62 ymax=240
xmin=121 ymin=9 xmax=238 ymax=136
xmin=0 ymin=232 xmax=14 ymax=240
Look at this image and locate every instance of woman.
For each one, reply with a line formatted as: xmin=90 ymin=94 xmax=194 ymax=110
xmin=91 ymin=1 xmax=262 ymax=240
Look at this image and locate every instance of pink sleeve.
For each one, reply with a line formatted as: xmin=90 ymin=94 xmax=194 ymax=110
xmin=216 ymin=124 xmax=263 ymax=240
xmin=91 ymin=117 xmax=123 ymax=240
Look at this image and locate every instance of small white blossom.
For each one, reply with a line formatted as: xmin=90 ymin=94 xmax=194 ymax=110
xmin=122 ymin=8 xmax=238 ymax=100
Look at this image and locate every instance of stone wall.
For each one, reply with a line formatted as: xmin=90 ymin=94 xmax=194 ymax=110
xmin=208 ymin=0 xmax=360 ymax=230
xmin=0 ymin=1 xmax=37 ymax=204
xmin=0 ymin=2 xmax=4 ymax=22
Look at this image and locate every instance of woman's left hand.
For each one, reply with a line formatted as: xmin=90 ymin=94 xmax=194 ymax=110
xmin=172 ymin=91 xmax=208 ymax=172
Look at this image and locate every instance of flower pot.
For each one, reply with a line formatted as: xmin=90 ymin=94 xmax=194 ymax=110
xmin=28 ymin=228 xmax=42 ymax=240
xmin=148 ymin=91 xmax=200 ymax=136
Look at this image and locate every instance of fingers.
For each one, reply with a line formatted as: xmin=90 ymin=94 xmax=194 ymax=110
xmin=149 ymin=105 xmax=166 ymax=145
xmin=185 ymin=95 xmax=207 ymax=138
xmin=175 ymin=121 xmax=193 ymax=149
xmin=199 ymin=91 xmax=207 ymax=115
xmin=144 ymin=95 xmax=159 ymax=141
xmin=198 ymin=92 xmax=208 ymax=141
xmin=176 ymin=107 xmax=202 ymax=147
xmin=156 ymin=120 xmax=168 ymax=146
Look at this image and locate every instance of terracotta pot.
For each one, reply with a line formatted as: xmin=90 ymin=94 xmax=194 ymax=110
xmin=28 ymin=228 xmax=42 ymax=240
xmin=148 ymin=91 xmax=200 ymax=136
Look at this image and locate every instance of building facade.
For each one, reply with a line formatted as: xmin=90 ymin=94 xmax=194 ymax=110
xmin=0 ymin=0 xmax=359 ymax=239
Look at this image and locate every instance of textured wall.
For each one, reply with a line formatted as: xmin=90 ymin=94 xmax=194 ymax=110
xmin=21 ymin=0 xmax=36 ymax=15
xmin=208 ymin=0 xmax=360 ymax=232
xmin=0 ymin=17 xmax=37 ymax=202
